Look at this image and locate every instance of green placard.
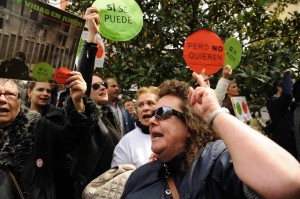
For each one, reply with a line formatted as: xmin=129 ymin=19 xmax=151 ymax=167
xmin=92 ymin=0 xmax=143 ymax=41
xmin=236 ymin=101 xmax=242 ymax=115
xmin=32 ymin=62 xmax=53 ymax=82
xmin=224 ymin=38 xmax=242 ymax=69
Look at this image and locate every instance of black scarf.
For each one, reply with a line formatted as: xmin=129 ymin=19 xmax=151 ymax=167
xmin=135 ymin=120 xmax=150 ymax=134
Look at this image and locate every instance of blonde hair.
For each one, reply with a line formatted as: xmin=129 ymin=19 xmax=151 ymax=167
xmin=135 ymin=86 xmax=158 ymax=100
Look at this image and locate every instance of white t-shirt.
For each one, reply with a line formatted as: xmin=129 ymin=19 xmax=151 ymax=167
xmin=111 ymin=127 xmax=152 ymax=168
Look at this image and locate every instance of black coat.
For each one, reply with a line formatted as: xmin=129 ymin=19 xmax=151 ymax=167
xmin=70 ymin=105 xmax=120 ymax=199
xmin=76 ymin=41 xmax=135 ymax=136
xmin=40 ymin=103 xmax=75 ymax=198
xmin=71 ymin=41 xmax=122 ymax=199
xmin=0 ymin=98 xmax=98 ymax=199
xmin=266 ymin=72 xmax=297 ymax=158
xmin=50 ymin=89 xmax=69 ymax=108
xmin=41 ymin=103 xmax=65 ymax=125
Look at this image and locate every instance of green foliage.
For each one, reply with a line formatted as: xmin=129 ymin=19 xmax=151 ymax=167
xmin=68 ymin=0 xmax=300 ymax=109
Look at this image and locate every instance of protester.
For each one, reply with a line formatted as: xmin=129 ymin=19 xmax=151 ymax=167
xmin=71 ymin=75 xmax=121 ymax=199
xmin=215 ymin=65 xmax=249 ymax=122
xmin=123 ymin=98 xmax=138 ymax=122
xmin=106 ymin=77 xmax=135 ymax=135
xmin=266 ymin=70 xmax=297 ymax=158
xmin=50 ymin=84 xmax=69 ymax=107
xmin=26 ymin=81 xmax=75 ymax=197
xmin=111 ymin=86 xmax=158 ymax=168
xmin=71 ymin=7 xmax=121 ymax=198
xmin=215 ymin=65 xmax=232 ymax=105
xmin=0 ymin=71 xmax=98 ymax=199
xmin=26 ymin=82 xmax=64 ymax=122
xmin=121 ymin=72 xmax=300 ymax=199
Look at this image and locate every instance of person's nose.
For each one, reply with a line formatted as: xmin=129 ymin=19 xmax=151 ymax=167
xmin=149 ymin=115 xmax=158 ymax=126
xmin=143 ymin=105 xmax=150 ymax=112
xmin=0 ymin=93 xmax=8 ymax=103
xmin=43 ymin=90 xmax=49 ymax=95
xmin=99 ymin=85 xmax=106 ymax=91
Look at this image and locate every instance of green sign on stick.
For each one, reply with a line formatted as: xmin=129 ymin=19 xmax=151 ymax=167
xmin=224 ymin=38 xmax=242 ymax=69
xmin=92 ymin=0 xmax=143 ymax=41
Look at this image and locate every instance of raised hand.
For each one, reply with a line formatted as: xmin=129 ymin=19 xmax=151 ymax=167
xmin=66 ymin=71 xmax=87 ymax=112
xmin=222 ymin=65 xmax=232 ymax=80
xmin=188 ymin=72 xmax=220 ymax=123
xmin=84 ymin=7 xmax=100 ymax=43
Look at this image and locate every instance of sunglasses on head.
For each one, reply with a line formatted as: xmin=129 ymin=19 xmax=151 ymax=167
xmin=151 ymin=106 xmax=186 ymax=122
xmin=92 ymin=82 xmax=107 ymax=90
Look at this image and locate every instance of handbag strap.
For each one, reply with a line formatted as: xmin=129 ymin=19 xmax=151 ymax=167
xmin=167 ymin=178 xmax=180 ymax=199
xmin=5 ymin=168 xmax=25 ymax=199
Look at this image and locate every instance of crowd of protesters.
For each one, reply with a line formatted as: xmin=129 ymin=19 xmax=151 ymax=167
xmin=0 ymin=6 xmax=300 ymax=199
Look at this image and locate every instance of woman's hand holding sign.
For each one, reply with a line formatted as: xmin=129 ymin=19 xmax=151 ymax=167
xmin=222 ymin=65 xmax=232 ymax=80
xmin=84 ymin=7 xmax=101 ymax=43
xmin=92 ymin=0 xmax=143 ymax=41
xmin=67 ymin=71 xmax=87 ymax=112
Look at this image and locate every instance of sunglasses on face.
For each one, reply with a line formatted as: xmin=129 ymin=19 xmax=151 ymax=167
xmin=91 ymin=82 xmax=107 ymax=90
xmin=151 ymin=106 xmax=186 ymax=122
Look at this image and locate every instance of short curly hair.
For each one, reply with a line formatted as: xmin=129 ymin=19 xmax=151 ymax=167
xmin=157 ymin=79 xmax=218 ymax=170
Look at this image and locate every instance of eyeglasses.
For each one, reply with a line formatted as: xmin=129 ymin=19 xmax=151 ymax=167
xmin=0 ymin=92 xmax=20 ymax=100
xmin=91 ymin=82 xmax=107 ymax=90
xmin=151 ymin=106 xmax=186 ymax=122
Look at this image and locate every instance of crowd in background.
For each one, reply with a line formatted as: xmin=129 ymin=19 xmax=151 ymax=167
xmin=0 ymin=6 xmax=300 ymax=199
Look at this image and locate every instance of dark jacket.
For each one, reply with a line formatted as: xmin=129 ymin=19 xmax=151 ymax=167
xmin=50 ymin=89 xmax=69 ymax=108
xmin=71 ymin=41 xmax=121 ymax=199
xmin=39 ymin=103 xmax=75 ymax=198
xmin=121 ymin=140 xmax=252 ymax=199
xmin=70 ymin=105 xmax=120 ymax=199
xmin=41 ymin=103 xmax=65 ymax=125
xmin=266 ymin=71 xmax=297 ymax=158
xmin=121 ymin=102 xmax=135 ymax=134
xmin=77 ymin=41 xmax=135 ymax=135
xmin=0 ymin=97 xmax=97 ymax=199
xmin=106 ymin=101 xmax=135 ymax=135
